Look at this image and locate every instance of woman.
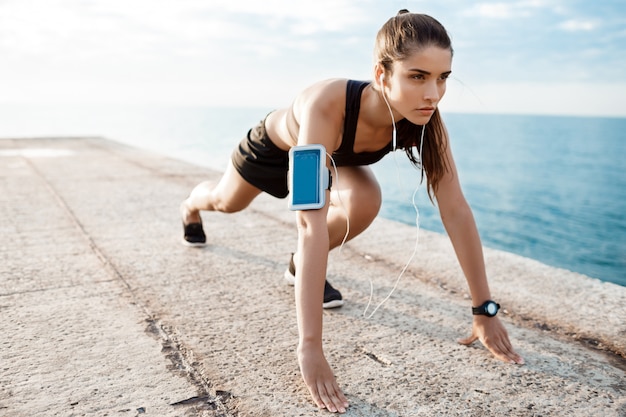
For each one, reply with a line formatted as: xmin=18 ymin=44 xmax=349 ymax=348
xmin=181 ymin=10 xmax=524 ymax=414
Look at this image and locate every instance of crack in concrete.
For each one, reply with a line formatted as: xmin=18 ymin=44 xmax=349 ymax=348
xmin=25 ymin=153 xmax=239 ymax=417
xmin=145 ymin=317 xmax=237 ymax=416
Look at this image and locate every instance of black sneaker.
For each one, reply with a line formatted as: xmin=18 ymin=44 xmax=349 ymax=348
xmin=284 ymin=253 xmax=344 ymax=309
xmin=182 ymin=223 xmax=206 ymax=247
xmin=322 ymin=281 xmax=344 ymax=309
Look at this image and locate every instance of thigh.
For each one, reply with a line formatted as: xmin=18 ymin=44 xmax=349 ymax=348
xmin=211 ymin=160 xmax=263 ymax=213
xmin=330 ymin=165 xmax=382 ymax=218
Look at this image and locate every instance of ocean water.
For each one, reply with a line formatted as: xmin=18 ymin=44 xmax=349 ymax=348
xmin=1 ymin=104 xmax=624 ymax=287
xmin=375 ymin=113 xmax=626 ymax=288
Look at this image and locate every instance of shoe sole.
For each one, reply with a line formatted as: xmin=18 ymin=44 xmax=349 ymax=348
xmin=284 ymin=269 xmax=296 ymax=285
xmin=323 ymin=299 xmax=344 ymax=309
xmin=181 ymin=238 xmax=207 ymax=248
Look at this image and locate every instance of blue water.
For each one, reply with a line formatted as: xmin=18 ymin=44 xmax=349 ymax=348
xmin=1 ymin=105 xmax=624 ymax=286
xmin=374 ymin=114 xmax=626 ymax=287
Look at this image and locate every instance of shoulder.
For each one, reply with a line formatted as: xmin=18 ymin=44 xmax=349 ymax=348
xmin=293 ymin=78 xmax=349 ymax=116
xmin=286 ymin=79 xmax=351 ymax=149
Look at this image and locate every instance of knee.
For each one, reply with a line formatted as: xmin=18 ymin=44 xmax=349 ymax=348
xmin=346 ymin=182 xmax=382 ymax=222
xmin=214 ymin=201 xmax=245 ymax=214
xmin=361 ymin=187 xmax=382 ymax=221
xmin=189 ymin=177 xmax=255 ymax=214
xmin=212 ymin=197 xmax=247 ymax=214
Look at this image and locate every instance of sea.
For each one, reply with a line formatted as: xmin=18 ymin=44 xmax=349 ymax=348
xmin=1 ymin=104 xmax=624 ymax=287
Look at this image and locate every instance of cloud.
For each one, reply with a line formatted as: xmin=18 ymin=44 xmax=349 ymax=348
xmin=216 ymin=0 xmax=371 ymax=32
xmin=0 ymin=0 xmax=623 ymax=116
xmin=558 ymin=19 xmax=598 ymax=32
xmin=462 ymin=0 xmax=547 ymax=19
xmin=0 ymin=0 xmax=371 ymax=60
xmin=466 ymin=3 xmax=524 ymax=19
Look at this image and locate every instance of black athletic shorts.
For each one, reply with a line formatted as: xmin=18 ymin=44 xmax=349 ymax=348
xmin=231 ymin=116 xmax=289 ymax=199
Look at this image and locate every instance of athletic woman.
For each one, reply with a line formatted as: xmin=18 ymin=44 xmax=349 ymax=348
xmin=181 ymin=10 xmax=524 ymax=413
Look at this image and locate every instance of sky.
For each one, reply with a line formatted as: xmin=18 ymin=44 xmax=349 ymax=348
xmin=1 ymin=0 xmax=625 ymax=117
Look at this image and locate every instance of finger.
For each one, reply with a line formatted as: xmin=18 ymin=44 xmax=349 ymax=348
xmin=317 ymin=381 xmax=337 ymax=413
xmin=338 ymin=388 xmax=350 ymax=408
xmin=490 ymin=333 xmax=525 ymax=365
xmin=323 ymin=380 xmax=348 ymax=413
xmin=330 ymin=380 xmax=349 ymax=413
xmin=500 ymin=340 xmax=525 ymax=365
xmin=482 ymin=334 xmax=520 ymax=365
xmin=307 ymin=382 xmax=325 ymax=410
xmin=457 ymin=333 xmax=478 ymax=346
xmin=488 ymin=338 xmax=515 ymax=364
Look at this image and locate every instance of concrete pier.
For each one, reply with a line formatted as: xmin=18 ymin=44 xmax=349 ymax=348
xmin=1 ymin=137 xmax=624 ymax=416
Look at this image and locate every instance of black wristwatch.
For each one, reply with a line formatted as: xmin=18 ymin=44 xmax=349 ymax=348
xmin=472 ymin=300 xmax=500 ymax=317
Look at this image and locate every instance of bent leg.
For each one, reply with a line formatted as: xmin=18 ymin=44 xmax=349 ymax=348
xmin=327 ymin=166 xmax=381 ymax=250
xmin=181 ymin=160 xmax=263 ymax=224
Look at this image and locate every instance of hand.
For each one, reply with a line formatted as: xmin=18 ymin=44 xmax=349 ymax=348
xmin=298 ymin=343 xmax=349 ymax=413
xmin=458 ymin=315 xmax=524 ymax=365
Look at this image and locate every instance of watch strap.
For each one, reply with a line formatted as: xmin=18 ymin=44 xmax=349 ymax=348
xmin=472 ymin=300 xmax=500 ymax=317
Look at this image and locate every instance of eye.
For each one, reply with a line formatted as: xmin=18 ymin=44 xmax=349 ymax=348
xmin=412 ymin=74 xmax=425 ymax=80
xmin=439 ymin=73 xmax=451 ymax=81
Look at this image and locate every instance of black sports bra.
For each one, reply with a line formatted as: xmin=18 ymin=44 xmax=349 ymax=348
xmin=332 ymin=80 xmax=393 ymax=166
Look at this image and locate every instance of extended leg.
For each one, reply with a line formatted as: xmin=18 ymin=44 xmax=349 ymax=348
xmin=181 ymin=161 xmax=262 ymax=245
xmin=182 ymin=160 xmax=262 ymax=219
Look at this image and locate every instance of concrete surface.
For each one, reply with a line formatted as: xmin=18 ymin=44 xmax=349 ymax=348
xmin=0 ymin=137 xmax=624 ymax=417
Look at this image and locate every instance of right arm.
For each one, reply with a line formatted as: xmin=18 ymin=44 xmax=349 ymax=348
xmin=290 ymin=79 xmax=350 ymax=413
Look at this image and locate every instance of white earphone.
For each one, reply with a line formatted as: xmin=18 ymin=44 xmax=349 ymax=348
xmin=379 ymin=72 xmax=396 ymax=151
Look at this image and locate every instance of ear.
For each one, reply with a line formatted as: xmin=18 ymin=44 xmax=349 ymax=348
xmin=374 ymin=64 xmax=385 ymax=87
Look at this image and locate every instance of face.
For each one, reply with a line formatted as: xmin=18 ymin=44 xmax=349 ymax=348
xmin=381 ymin=46 xmax=452 ymax=125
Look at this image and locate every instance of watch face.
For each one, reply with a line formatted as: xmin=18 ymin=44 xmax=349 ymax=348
xmin=486 ymin=302 xmax=497 ymax=315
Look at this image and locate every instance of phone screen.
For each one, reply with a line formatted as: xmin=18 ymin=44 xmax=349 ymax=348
xmin=292 ymin=149 xmax=321 ymax=205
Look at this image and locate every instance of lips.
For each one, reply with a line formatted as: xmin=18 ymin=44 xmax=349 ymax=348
xmin=417 ymin=107 xmax=435 ymax=115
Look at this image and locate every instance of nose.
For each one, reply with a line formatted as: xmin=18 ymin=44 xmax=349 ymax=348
xmin=424 ymin=81 xmax=440 ymax=103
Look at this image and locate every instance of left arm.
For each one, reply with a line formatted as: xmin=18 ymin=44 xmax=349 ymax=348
xmin=435 ymin=136 xmax=524 ymax=365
